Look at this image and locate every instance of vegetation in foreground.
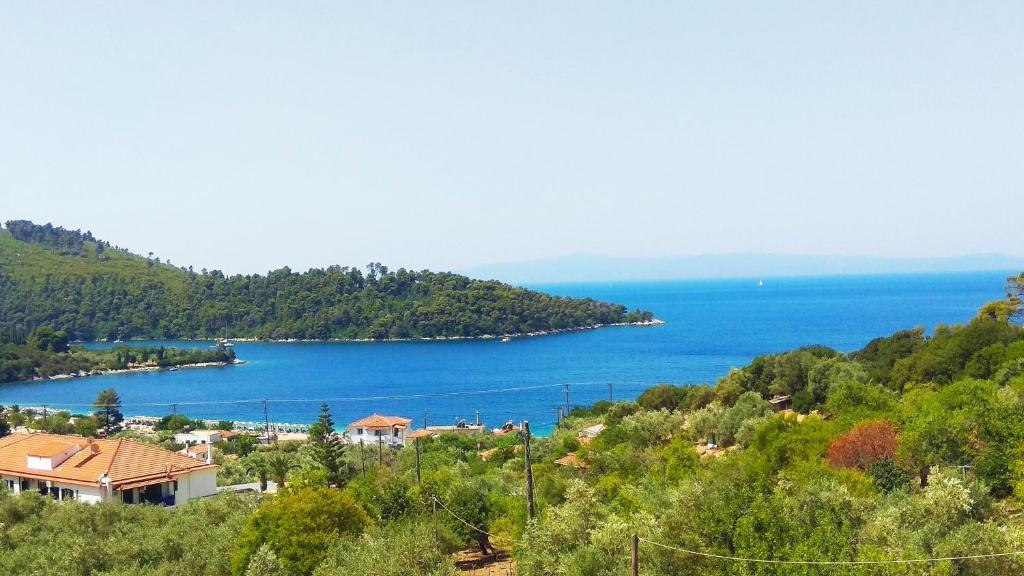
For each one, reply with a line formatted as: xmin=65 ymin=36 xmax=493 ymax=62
xmin=0 ymin=277 xmax=1023 ymax=576
xmin=0 ymin=220 xmax=653 ymax=341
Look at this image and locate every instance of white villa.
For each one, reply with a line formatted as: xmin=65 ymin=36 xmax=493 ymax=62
xmin=0 ymin=432 xmax=218 ymax=506
xmin=173 ymin=429 xmax=223 ymax=446
xmin=346 ymin=414 xmax=413 ymax=447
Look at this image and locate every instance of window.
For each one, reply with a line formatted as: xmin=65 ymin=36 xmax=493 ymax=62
xmin=173 ymin=480 xmax=179 ymax=492
xmin=60 ymin=488 xmax=76 ymax=501
xmin=122 ymin=489 xmax=134 ymax=504
xmin=374 ymin=430 xmax=381 ymax=437
xmin=393 ymin=428 xmax=399 ymax=437
xmin=4 ymin=480 xmax=13 ymax=491
xmin=356 ymin=428 xmax=364 ymax=435
xmin=20 ymin=479 xmax=30 ymax=492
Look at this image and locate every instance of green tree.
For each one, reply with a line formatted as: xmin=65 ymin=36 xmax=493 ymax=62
xmin=232 ymin=487 xmax=370 ymax=576
xmin=92 ymin=388 xmax=123 ymax=436
xmin=310 ymin=403 xmax=347 ymax=486
xmin=266 ymin=454 xmax=298 ymax=488
xmin=244 ymin=544 xmax=287 ymax=576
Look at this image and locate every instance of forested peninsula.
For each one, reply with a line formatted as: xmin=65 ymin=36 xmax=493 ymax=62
xmin=0 ymin=326 xmax=239 ymax=384
xmin=0 ymin=220 xmax=655 ymax=342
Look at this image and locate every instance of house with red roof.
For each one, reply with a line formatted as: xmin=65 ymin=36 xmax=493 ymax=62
xmin=346 ymin=414 xmax=413 ymax=447
xmin=0 ymin=433 xmax=218 ymax=506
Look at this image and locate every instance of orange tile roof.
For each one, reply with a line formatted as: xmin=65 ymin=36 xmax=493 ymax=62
xmin=0 ymin=433 xmax=216 ymax=488
xmin=348 ymin=414 xmax=413 ymax=430
xmin=28 ymin=441 xmax=83 ymax=458
xmin=187 ymin=444 xmax=209 ymax=454
xmin=406 ymin=429 xmax=435 ymax=440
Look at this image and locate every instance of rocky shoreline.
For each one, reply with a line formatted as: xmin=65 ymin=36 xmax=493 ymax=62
xmin=37 ymin=359 xmax=245 ymax=382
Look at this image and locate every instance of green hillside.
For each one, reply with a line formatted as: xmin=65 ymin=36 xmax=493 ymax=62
xmin=0 ymin=221 xmax=653 ymax=341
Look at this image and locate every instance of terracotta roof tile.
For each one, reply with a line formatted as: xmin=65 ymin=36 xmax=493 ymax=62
xmin=348 ymin=414 xmax=413 ymax=430
xmin=0 ymin=433 xmax=216 ymax=488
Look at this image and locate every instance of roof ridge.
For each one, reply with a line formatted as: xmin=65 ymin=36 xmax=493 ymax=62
xmin=105 ymin=437 xmax=125 ymax=476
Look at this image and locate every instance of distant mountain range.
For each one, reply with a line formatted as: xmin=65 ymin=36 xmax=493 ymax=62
xmin=463 ymin=253 xmax=1024 ymax=285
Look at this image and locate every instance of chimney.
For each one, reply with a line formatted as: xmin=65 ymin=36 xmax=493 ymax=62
xmin=91 ymin=444 xmax=100 ymax=455
xmin=206 ymin=444 xmax=213 ymax=465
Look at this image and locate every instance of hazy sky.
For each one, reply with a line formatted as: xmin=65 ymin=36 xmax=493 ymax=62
xmin=2 ymin=3 xmax=1022 ymax=275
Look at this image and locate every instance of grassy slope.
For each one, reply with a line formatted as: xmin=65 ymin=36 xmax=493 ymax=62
xmin=0 ymin=228 xmax=188 ymax=292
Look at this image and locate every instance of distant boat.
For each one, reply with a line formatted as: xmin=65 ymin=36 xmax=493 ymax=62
xmin=501 ymin=336 xmax=511 ymax=343
xmin=758 ymin=280 xmax=764 ymax=287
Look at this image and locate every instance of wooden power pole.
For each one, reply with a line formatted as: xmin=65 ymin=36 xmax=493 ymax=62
xmin=523 ymin=420 xmax=535 ymax=521
xmin=415 ymin=437 xmax=422 ymax=483
xmin=632 ymin=534 xmax=639 ymax=576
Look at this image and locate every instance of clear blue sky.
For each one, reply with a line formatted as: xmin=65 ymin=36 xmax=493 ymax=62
xmin=2 ymin=3 xmax=1021 ymax=275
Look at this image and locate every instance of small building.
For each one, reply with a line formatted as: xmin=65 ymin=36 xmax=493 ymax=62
xmin=174 ymin=429 xmax=222 ymax=447
xmin=768 ymin=395 xmax=792 ymax=412
xmin=346 ymin=414 xmax=413 ymax=447
xmin=182 ymin=444 xmax=212 ymax=462
xmin=406 ymin=429 xmax=435 ymax=441
xmin=0 ymin=433 xmax=218 ymax=506
xmin=426 ymin=419 xmax=485 ymax=436
xmin=577 ymin=423 xmax=606 ymax=445
xmin=492 ymin=421 xmax=521 ymax=436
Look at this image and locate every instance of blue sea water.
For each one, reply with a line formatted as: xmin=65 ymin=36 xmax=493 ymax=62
xmin=0 ymin=271 xmax=1013 ymax=433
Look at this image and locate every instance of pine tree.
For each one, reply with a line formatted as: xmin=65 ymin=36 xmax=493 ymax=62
xmin=92 ymin=388 xmax=124 ymax=436
xmin=311 ymin=403 xmax=347 ymax=487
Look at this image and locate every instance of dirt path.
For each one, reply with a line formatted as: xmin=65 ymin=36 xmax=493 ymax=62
xmin=454 ymin=548 xmax=516 ymax=576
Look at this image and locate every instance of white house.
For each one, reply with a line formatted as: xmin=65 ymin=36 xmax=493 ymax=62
xmin=0 ymin=432 xmax=218 ymax=506
xmin=174 ymin=429 xmax=222 ymax=446
xmin=346 ymin=414 xmax=413 ymax=447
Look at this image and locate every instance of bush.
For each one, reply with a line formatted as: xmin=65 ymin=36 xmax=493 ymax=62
xmin=826 ymin=420 xmax=900 ymax=471
xmin=868 ymin=459 xmax=911 ymax=493
xmin=233 ymin=488 xmax=370 ymax=576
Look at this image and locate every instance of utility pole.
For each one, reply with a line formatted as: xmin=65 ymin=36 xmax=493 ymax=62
xmin=172 ymin=403 xmax=177 ymax=415
xmin=262 ymin=399 xmax=274 ymax=446
xmin=378 ymin=435 xmax=383 ymax=467
xmin=631 ymin=534 xmax=639 ymax=576
xmin=523 ymin=421 xmax=535 ymax=521
xmin=415 ymin=437 xmax=422 ymax=484
xmin=564 ymin=384 xmax=570 ymax=416
xmin=423 ymin=412 xmax=428 ymax=430
xmin=552 ymin=407 xmax=562 ymax=428
xmin=475 ymin=410 xmax=480 ymax=426
xmin=432 ymin=497 xmax=438 ymax=542
xmin=42 ymin=405 xmax=48 ymax=428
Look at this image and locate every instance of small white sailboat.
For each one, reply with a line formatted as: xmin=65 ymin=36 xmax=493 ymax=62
xmin=758 ymin=279 xmax=764 ymax=287
xmin=501 ymin=336 xmax=511 ymax=343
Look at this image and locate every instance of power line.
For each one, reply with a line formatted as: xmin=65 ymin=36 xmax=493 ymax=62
xmin=638 ymin=537 xmax=1024 ymax=565
xmin=432 ymin=496 xmax=513 ymax=544
xmin=5 ymin=380 xmax=660 ymax=409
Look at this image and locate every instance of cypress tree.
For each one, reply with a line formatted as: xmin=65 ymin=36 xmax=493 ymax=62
xmin=311 ymin=403 xmax=347 ymax=487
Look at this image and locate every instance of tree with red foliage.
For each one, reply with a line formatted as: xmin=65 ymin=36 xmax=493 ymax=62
xmin=826 ymin=419 xmax=900 ymax=471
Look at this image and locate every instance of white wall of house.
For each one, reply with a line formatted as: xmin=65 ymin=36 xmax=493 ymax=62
xmin=173 ymin=468 xmax=218 ymax=504
xmin=1 ymin=474 xmax=104 ymax=503
xmin=346 ymin=427 xmax=406 ymax=447
xmin=2 ymin=469 xmax=217 ymax=506
xmin=174 ymin=430 xmax=222 ymax=446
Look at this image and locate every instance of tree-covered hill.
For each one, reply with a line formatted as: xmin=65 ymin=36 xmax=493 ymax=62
xmin=0 ymin=220 xmax=654 ymax=341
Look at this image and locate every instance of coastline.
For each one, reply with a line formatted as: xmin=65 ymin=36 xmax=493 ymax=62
xmin=33 ymin=359 xmax=245 ymax=383
xmin=88 ymin=319 xmax=666 ymax=345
